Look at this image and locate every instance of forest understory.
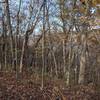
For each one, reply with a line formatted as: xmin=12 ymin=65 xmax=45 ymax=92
xmin=0 ymin=71 xmax=100 ymax=100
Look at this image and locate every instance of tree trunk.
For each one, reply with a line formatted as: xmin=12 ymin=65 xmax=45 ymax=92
xmin=63 ymin=39 xmax=66 ymax=74
xmin=4 ymin=0 xmax=14 ymax=70
xmin=78 ymin=34 xmax=86 ymax=84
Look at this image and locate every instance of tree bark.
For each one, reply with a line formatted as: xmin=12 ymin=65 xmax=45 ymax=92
xmin=4 ymin=0 xmax=14 ymax=70
xmin=78 ymin=34 xmax=87 ymax=84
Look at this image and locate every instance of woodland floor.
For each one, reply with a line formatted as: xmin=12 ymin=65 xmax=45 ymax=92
xmin=0 ymin=71 xmax=100 ymax=100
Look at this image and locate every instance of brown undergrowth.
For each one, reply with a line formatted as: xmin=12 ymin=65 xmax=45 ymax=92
xmin=0 ymin=71 xmax=99 ymax=100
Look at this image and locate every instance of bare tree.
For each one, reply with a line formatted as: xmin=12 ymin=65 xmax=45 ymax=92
xmin=4 ymin=0 xmax=14 ymax=69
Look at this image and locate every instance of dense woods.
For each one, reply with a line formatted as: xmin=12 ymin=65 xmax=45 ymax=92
xmin=0 ymin=0 xmax=100 ymax=99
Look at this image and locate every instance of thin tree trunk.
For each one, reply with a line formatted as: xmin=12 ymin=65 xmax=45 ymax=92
xmin=19 ymin=35 xmax=26 ymax=73
xmin=4 ymin=0 xmax=14 ymax=70
xmin=41 ymin=0 xmax=46 ymax=90
xmin=66 ymin=34 xmax=72 ymax=85
xmin=2 ymin=15 xmax=7 ymax=71
xmin=63 ymin=39 xmax=66 ymax=74
xmin=78 ymin=34 xmax=87 ymax=84
xmin=15 ymin=0 xmax=21 ymax=77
